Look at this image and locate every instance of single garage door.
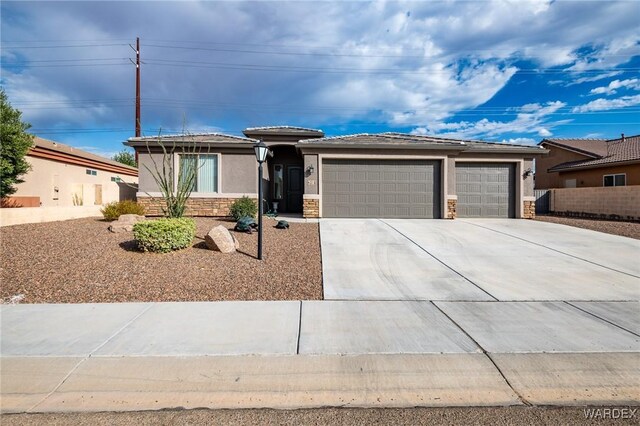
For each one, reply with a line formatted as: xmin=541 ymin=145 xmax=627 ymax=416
xmin=322 ymin=159 xmax=441 ymax=218
xmin=456 ymin=162 xmax=515 ymax=218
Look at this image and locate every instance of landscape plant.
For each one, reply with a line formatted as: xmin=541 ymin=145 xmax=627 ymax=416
xmin=133 ymin=218 xmax=196 ymax=253
xmin=101 ymin=200 xmax=146 ymax=221
xmin=142 ymin=130 xmax=207 ymax=218
xmin=0 ymin=90 xmax=33 ymax=197
xmin=229 ymin=196 xmax=258 ymax=221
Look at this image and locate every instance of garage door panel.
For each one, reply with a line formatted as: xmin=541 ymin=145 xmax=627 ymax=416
xmin=456 ymin=163 xmax=515 ymax=218
xmin=323 ymin=159 xmax=441 ymax=218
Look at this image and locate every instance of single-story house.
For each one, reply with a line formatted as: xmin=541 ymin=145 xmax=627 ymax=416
xmin=535 ymin=134 xmax=640 ymax=189
xmin=3 ymin=137 xmax=138 ymax=208
xmin=125 ymin=126 xmax=546 ymax=219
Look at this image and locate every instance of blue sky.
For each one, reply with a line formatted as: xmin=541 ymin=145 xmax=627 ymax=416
xmin=1 ymin=0 xmax=639 ymax=159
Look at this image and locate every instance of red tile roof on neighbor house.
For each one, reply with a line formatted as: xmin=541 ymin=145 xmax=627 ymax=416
xmin=545 ymin=134 xmax=640 ymax=172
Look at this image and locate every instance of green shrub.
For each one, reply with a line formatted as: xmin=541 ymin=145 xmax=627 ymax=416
xmin=229 ymin=196 xmax=257 ymax=221
xmin=101 ymin=200 xmax=146 ymax=221
xmin=133 ymin=218 xmax=195 ymax=253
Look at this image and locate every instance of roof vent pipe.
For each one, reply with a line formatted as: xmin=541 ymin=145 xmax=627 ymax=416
xmin=621 ymin=133 xmax=625 ymax=142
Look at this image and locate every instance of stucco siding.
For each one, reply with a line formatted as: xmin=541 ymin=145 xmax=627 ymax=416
xmin=137 ymin=152 xmax=169 ymax=193
xmin=10 ymin=155 xmax=138 ymax=207
xmin=304 ymin=154 xmax=319 ymax=195
xmin=222 ymin=153 xmax=258 ymax=193
xmin=535 ymin=147 xmax=592 ymax=189
xmin=557 ymin=164 xmax=640 ymax=188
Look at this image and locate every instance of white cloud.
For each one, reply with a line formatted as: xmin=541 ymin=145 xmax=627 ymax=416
xmin=410 ymin=101 xmax=566 ymax=139
xmin=589 ymin=78 xmax=640 ymax=95
xmin=501 ymin=137 xmax=537 ymax=145
xmin=572 ymin=94 xmax=640 ymax=112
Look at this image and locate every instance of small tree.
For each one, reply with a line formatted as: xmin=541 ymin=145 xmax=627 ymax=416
xmin=142 ymin=130 xmax=207 ymax=218
xmin=112 ymin=149 xmax=137 ymax=167
xmin=0 ymin=90 xmax=33 ymax=197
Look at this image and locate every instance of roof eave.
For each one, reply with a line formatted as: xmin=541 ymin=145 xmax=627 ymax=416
xmin=296 ymin=142 xmax=468 ymax=150
xmin=549 ymin=158 xmax=640 ymax=173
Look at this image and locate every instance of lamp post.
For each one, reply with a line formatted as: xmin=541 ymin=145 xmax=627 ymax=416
xmin=253 ymin=139 xmax=269 ymax=260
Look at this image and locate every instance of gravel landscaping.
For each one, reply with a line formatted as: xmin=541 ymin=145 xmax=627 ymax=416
xmin=1 ymin=217 xmax=322 ymax=304
xmin=535 ymin=215 xmax=640 ymax=240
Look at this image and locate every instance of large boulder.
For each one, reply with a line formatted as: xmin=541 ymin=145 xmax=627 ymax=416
xmin=205 ymin=225 xmax=239 ymax=253
xmin=108 ymin=214 xmax=146 ymax=233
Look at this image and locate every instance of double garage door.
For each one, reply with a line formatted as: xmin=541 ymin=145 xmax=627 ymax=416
xmin=322 ymin=159 xmax=441 ymax=218
xmin=322 ymin=159 xmax=515 ymax=219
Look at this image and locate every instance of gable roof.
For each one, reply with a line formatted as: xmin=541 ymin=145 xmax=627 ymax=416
xmin=31 ymin=137 xmax=138 ymax=176
xmin=539 ymin=138 xmax=608 ymax=158
xmin=547 ymin=134 xmax=640 ymax=172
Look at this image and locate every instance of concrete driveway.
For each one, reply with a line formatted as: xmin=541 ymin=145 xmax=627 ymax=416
xmin=321 ymin=219 xmax=640 ymax=301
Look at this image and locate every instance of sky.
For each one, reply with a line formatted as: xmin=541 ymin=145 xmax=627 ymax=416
xmin=1 ymin=0 xmax=639 ymax=159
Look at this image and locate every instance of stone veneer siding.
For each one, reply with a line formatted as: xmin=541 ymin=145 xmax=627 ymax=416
xmin=303 ymin=198 xmax=320 ymax=218
xmin=523 ymin=200 xmax=535 ymax=219
xmin=446 ymin=199 xmax=457 ymax=219
xmin=138 ymin=196 xmax=253 ymax=217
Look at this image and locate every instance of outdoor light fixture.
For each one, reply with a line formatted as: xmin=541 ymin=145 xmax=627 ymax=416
xmin=306 ymin=164 xmax=315 ymax=175
xmin=523 ymin=168 xmax=533 ymax=178
xmin=254 ymin=139 xmax=270 ymax=260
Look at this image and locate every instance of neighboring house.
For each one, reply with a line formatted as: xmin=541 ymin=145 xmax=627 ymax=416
xmin=3 ymin=137 xmax=138 ymax=208
xmin=125 ymin=126 xmax=546 ymax=219
xmin=535 ymin=134 xmax=640 ymax=189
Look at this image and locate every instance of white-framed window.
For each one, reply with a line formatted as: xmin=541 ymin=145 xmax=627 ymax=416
xmin=111 ymin=176 xmax=123 ymax=182
xmin=603 ymin=173 xmax=625 ymax=187
xmin=86 ymin=168 xmax=97 ymax=176
xmin=179 ymin=154 xmax=219 ymax=193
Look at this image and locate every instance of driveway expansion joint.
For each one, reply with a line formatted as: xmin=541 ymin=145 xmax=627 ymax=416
xmin=563 ymin=301 xmax=640 ymax=338
xmin=459 ymin=220 xmax=640 ymax=279
xmin=430 ymin=301 xmax=532 ymax=406
xmin=378 ymin=219 xmax=499 ymax=301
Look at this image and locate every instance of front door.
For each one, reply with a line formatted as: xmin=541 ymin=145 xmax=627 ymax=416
xmin=287 ymin=166 xmax=304 ymax=213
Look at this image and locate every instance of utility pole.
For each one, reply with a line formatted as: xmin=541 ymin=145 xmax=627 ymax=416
xmin=135 ymin=37 xmax=141 ymax=138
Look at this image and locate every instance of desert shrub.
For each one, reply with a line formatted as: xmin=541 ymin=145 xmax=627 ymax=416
xmin=133 ymin=218 xmax=195 ymax=253
xmin=229 ymin=196 xmax=257 ymax=221
xmin=101 ymin=200 xmax=146 ymax=221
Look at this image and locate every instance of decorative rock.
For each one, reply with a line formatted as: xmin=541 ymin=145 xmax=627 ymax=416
xmin=205 ymin=225 xmax=237 ymax=253
xmin=108 ymin=214 xmax=146 ymax=233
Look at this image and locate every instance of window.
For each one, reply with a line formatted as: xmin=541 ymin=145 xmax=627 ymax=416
xmin=86 ymin=169 xmax=97 ymax=176
xmin=603 ymin=174 xmax=626 ymax=187
xmin=179 ymin=154 xmax=218 ymax=192
xmin=111 ymin=177 xmax=123 ymax=182
xmin=273 ymin=164 xmax=284 ymax=199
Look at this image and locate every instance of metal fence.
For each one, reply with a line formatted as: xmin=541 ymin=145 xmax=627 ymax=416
xmin=534 ymin=189 xmax=550 ymax=214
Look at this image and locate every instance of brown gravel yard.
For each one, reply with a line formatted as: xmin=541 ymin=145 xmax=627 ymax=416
xmin=0 ymin=217 xmax=322 ymax=304
xmin=535 ymin=215 xmax=640 ymax=240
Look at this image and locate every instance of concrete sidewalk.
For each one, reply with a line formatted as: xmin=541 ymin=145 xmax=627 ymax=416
xmin=2 ymin=300 xmax=639 ymax=413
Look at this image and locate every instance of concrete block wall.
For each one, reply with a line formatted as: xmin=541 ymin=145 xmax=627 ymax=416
xmin=550 ymin=186 xmax=640 ymax=221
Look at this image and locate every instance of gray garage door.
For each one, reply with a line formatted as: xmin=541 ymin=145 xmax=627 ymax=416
xmin=456 ymin=162 xmax=515 ymax=218
xmin=322 ymin=159 xmax=441 ymax=218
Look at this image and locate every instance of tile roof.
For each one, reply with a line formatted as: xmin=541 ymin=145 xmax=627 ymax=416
xmin=243 ymin=125 xmax=324 ymax=134
xmin=299 ymin=132 xmax=546 ymax=153
xmin=540 ymin=138 xmax=608 ymax=157
xmin=126 ymin=132 xmax=256 ymax=145
xmin=33 ymin=137 xmax=138 ymax=172
xmin=547 ymin=134 xmax=640 ymax=172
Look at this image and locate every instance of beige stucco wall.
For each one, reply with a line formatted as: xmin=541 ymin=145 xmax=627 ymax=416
xmin=557 ymin=163 xmax=640 ymax=188
xmin=11 ymin=156 xmax=138 ymax=207
xmin=535 ymin=147 xmax=590 ymax=189
xmin=550 ymin=186 xmax=640 ymax=220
